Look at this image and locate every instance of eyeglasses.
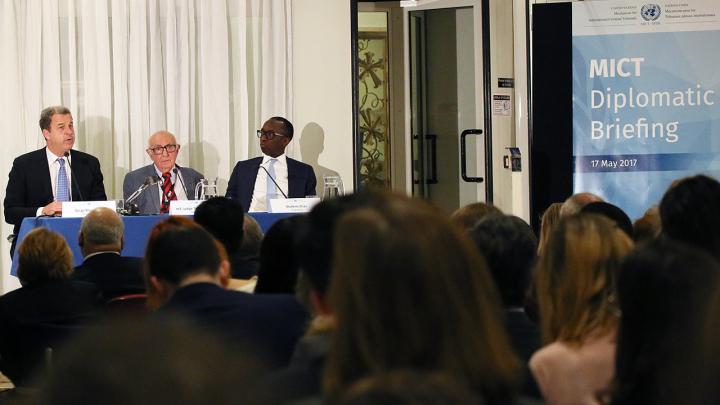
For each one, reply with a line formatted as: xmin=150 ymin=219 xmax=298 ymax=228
xmin=256 ymin=130 xmax=287 ymax=140
xmin=147 ymin=144 xmax=179 ymax=155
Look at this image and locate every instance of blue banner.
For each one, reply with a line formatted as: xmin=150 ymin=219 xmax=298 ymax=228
xmin=572 ymin=1 xmax=720 ymax=220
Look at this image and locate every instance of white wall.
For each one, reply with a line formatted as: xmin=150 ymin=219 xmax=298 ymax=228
xmin=292 ymin=0 xmax=355 ymax=193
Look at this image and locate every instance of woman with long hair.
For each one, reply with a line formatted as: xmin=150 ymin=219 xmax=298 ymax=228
xmin=530 ymin=214 xmax=633 ymax=405
xmin=323 ymin=193 xmax=520 ymax=404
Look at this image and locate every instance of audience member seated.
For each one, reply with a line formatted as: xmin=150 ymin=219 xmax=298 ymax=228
xmin=612 ymin=239 xmax=720 ymax=405
xmin=239 ymin=214 xmax=264 ymax=275
xmin=254 ymin=215 xmax=306 ymax=294
xmin=144 ymin=219 xmax=307 ymax=368
xmin=530 ymin=214 xmax=633 ymax=405
xmin=580 ymin=202 xmax=633 ymax=238
xmin=72 ymin=207 xmax=145 ymax=300
xmin=0 ymin=228 xmax=102 ymax=387
xmin=631 ymin=206 xmax=660 ymax=244
xmin=332 ymin=370 xmax=484 ymax=405
xmin=537 ymin=202 xmax=562 ymax=255
xmin=194 ymin=197 xmax=258 ymax=279
xmin=469 ymin=214 xmax=541 ymax=398
xmin=39 ymin=318 xmax=264 ymax=405
xmin=659 ymin=174 xmax=720 ymax=260
xmin=449 ymin=202 xmax=502 ymax=232
xmin=258 ymin=193 xmax=381 ymax=404
xmin=324 ymin=193 xmax=520 ymax=405
xmin=559 ymin=192 xmax=603 ymax=218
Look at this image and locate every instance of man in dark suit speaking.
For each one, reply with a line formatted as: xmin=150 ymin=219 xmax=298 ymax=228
xmin=4 ymin=106 xmax=107 ymax=256
xmin=226 ymin=117 xmax=316 ymax=212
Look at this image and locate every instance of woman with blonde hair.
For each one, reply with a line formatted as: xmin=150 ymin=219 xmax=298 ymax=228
xmin=530 ymin=214 xmax=633 ymax=405
xmin=323 ymin=193 xmax=520 ymax=404
xmin=537 ymin=202 xmax=562 ymax=255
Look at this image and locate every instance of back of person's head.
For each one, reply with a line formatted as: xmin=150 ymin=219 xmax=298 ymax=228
xmin=538 ymin=202 xmax=563 ymax=255
xmin=39 ymin=318 xmax=264 ymax=405
xmin=255 ymin=215 xmax=306 ymax=294
xmin=536 ymin=214 xmax=633 ymax=344
xmin=295 ymin=192 xmax=380 ymax=296
xmin=660 ymin=175 xmax=720 ymax=259
xmin=632 ymin=206 xmax=661 ymax=244
xmin=324 ymin=193 xmax=519 ymax=403
xmin=239 ymin=214 xmax=263 ymax=259
xmin=333 ymin=370 xmax=484 ymax=405
xmin=469 ymin=214 xmax=537 ymax=308
xmin=559 ymin=192 xmax=603 ymax=218
xmin=450 ymin=202 xmax=502 ymax=232
xmin=145 ymin=220 xmax=221 ymax=286
xmin=17 ymin=228 xmax=73 ymax=286
xmin=80 ymin=207 xmax=124 ymax=250
xmin=194 ymin=197 xmax=245 ymax=255
xmin=613 ymin=239 xmax=720 ymax=405
xmin=581 ymin=201 xmax=633 ymax=238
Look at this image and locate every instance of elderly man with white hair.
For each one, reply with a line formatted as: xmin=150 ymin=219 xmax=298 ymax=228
xmin=71 ymin=207 xmax=145 ymax=300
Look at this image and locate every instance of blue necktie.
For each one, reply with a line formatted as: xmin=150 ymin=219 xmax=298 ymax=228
xmin=266 ymin=158 xmax=278 ymax=202
xmin=56 ymin=157 xmax=71 ymax=202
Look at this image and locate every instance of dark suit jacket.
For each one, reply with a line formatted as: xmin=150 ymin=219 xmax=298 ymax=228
xmin=225 ymin=156 xmax=316 ymax=212
xmin=72 ymin=253 xmax=145 ymax=301
xmin=0 ymin=280 xmax=102 ymax=386
xmin=4 ymin=148 xmax=106 ymax=251
xmin=156 ymin=282 xmax=308 ymax=368
xmin=122 ymin=164 xmax=204 ymax=215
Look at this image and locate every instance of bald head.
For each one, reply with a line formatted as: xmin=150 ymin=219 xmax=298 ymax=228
xmin=79 ymin=207 xmax=125 ymax=255
xmin=559 ymin=192 xmax=603 ymax=218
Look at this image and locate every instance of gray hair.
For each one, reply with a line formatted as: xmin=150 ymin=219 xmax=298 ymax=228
xmin=560 ymin=192 xmax=603 ymax=218
xmin=239 ymin=214 xmax=263 ymax=259
xmin=39 ymin=106 xmax=72 ymax=131
xmin=80 ymin=208 xmax=124 ymax=246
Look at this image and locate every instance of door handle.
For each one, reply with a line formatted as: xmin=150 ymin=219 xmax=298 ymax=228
xmin=460 ymin=129 xmax=484 ymax=183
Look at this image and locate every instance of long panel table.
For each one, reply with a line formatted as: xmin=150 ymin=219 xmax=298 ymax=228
xmin=10 ymin=212 xmax=296 ymax=276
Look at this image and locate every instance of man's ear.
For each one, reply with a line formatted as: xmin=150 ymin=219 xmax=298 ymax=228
xmin=150 ymin=276 xmax=171 ymax=304
xmin=78 ymin=232 xmax=84 ymax=248
xmin=218 ymin=260 xmax=231 ymax=288
xmin=309 ymin=289 xmax=332 ymax=316
xmin=119 ymin=235 xmax=125 ymax=251
xmin=42 ymin=129 xmax=49 ymax=141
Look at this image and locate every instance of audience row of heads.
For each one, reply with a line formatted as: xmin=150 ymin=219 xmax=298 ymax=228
xmin=14 ymin=173 xmax=720 ymax=404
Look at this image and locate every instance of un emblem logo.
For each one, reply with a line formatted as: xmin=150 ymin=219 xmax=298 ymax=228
xmin=641 ymin=4 xmax=661 ymax=21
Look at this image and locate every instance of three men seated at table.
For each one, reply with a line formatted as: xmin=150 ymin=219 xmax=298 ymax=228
xmin=4 ymin=108 xmax=318 ymax=257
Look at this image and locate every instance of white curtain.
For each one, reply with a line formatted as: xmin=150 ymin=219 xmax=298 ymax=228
xmin=0 ymin=0 xmax=293 ymax=291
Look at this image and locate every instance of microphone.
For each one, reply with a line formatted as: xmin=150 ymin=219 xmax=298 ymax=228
xmin=126 ymin=175 xmax=161 ymax=205
xmin=64 ymin=151 xmax=85 ymax=201
xmin=259 ymin=164 xmax=288 ymax=198
xmin=173 ymin=167 xmax=189 ymax=199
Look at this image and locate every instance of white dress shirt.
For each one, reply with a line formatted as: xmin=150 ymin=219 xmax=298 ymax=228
xmin=37 ymin=148 xmax=73 ymax=216
xmin=153 ymin=165 xmax=189 ymax=202
xmin=249 ymin=154 xmax=289 ymax=212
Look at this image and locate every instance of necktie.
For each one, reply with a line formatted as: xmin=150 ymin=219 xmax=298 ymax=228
xmin=160 ymin=172 xmax=177 ymax=213
xmin=56 ymin=158 xmax=71 ymax=202
xmin=266 ymin=158 xmax=278 ymax=204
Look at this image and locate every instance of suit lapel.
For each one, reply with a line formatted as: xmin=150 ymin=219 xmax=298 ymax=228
xmin=144 ymin=165 xmax=161 ymax=212
xmin=35 ymin=148 xmax=53 ymax=201
xmin=69 ymin=150 xmax=83 ymax=201
xmin=286 ymin=158 xmax=299 ymax=197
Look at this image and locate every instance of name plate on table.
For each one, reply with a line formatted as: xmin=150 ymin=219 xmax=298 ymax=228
xmin=269 ymin=198 xmax=321 ymax=213
xmin=62 ymin=201 xmax=116 ymax=218
xmin=169 ymin=200 xmax=204 ymax=215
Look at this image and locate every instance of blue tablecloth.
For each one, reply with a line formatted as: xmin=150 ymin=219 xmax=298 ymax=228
xmin=10 ymin=212 xmax=296 ymax=276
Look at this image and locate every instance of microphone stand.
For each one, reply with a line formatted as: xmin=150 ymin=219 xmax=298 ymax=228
xmin=259 ymin=164 xmax=288 ymax=198
xmin=64 ymin=151 xmax=85 ymax=201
